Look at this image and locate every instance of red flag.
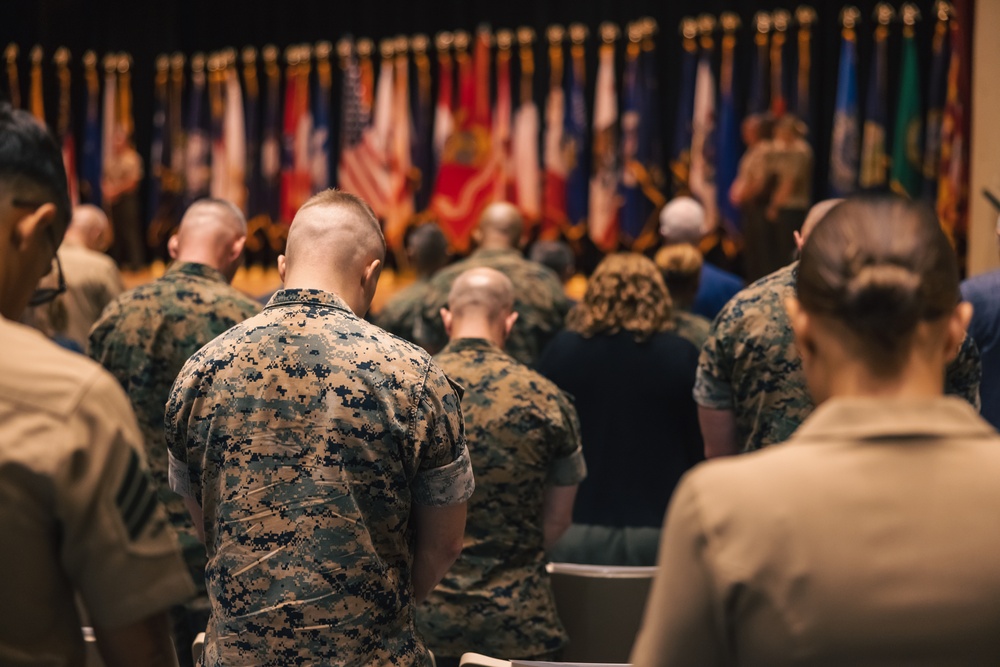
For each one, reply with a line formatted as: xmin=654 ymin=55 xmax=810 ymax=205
xmin=430 ymin=29 xmax=498 ymax=253
xmin=541 ymin=29 xmax=567 ymax=240
xmin=280 ymin=48 xmax=312 ymax=224
xmin=492 ymin=36 xmax=513 ymax=202
xmin=936 ymin=16 xmax=967 ymax=239
xmin=384 ymin=40 xmax=414 ymax=250
xmin=511 ymin=33 xmax=541 ymax=226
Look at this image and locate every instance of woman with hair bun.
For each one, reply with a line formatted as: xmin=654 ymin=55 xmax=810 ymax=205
xmin=536 ymin=253 xmax=703 ymax=566
xmin=632 ymin=196 xmax=1000 ymax=666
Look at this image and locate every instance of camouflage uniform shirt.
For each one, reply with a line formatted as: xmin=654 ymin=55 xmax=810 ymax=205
xmin=420 ymin=249 xmax=571 ymax=365
xmin=374 ymin=277 xmax=432 ymax=346
xmin=165 ymin=288 xmax=474 ymax=667
xmin=417 ymin=337 xmax=586 ymax=659
xmin=695 ymin=262 xmax=982 ymax=452
xmin=673 ymin=310 xmax=711 ymax=351
xmin=90 ymin=261 xmax=260 ymax=541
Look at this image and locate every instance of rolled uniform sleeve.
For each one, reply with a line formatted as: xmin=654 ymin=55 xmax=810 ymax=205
xmin=164 ymin=357 xmax=202 ymax=506
xmin=546 ymin=389 xmax=587 ymax=486
xmin=945 ymin=334 xmax=982 ymax=410
xmin=693 ymin=307 xmax=737 ymax=411
xmin=61 ymin=371 xmax=195 ymax=628
xmin=411 ymin=361 xmax=475 ymax=506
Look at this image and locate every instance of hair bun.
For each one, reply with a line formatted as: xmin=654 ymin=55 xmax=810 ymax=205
xmin=842 ymin=264 xmax=922 ymax=346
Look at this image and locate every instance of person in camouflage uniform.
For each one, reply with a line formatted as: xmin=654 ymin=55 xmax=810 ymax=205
xmin=416 ymin=268 xmax=586 ymax=666
xmin=166 ymin=190 xmax=473 ymax=667
xmin=374 ymin=222 xmax=449 ymax=348
xmin=696 ymin=198 xmax=982 ymax=456
xmin=420 ymin=202 xmax=570 ymax=366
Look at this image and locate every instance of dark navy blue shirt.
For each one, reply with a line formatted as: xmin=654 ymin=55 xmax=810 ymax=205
xmin=962 ymin=270 xmax=1000 ymax=430
xmin=693 ymin=263 xmax=744 ymax=320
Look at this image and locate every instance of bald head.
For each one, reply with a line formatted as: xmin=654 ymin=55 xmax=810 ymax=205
xmin=407 ymin=223 xmax=448 ymax=277
xmin=476 ymin=202 xmax=524 ymax=250
xmin=442 ymin=267 xmax=519 ymax=347
xmin=63 ymin=204 xmax=111 ymax=251
xmin=170 ymin=198 xmax=248 ymax=280
xmin=280 ymin=189 xmax=386 ymax=315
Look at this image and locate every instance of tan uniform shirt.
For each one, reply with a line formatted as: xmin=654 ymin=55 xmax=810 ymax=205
xmin=0 ymin=318 xmax=194 ymax=667
xmin=24 ymin=244 xmax=123 ymax=352
xmin=631 ymin=397 xmax=1000 ymax=667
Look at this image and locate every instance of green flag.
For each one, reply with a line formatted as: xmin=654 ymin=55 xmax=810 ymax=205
xmin=890 ymin=25 xmax=922 ymax=198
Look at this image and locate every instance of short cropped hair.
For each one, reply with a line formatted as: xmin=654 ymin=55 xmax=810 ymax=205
xmin=0 ymin=103 xmax=70 ymax=226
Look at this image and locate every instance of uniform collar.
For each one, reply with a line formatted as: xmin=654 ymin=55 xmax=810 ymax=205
xmin=166 ymin=261 xmax=228 ymax=284
xmin=790 ymin=396 xmax=995 ymax=443
xmin=264 ymin=288 xmax=354 ymax=315
xmin=440 ymin=337 xmax=502 ymax=355
xmin=471 ymin=247 xmax=521 ymax=260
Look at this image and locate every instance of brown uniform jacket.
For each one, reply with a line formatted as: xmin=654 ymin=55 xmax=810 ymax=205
xmin=632 ymin=397 xmax=1000 ymax=667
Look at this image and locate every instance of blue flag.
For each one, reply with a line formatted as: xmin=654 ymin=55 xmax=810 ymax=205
xmin=669 ymin=33 xmax=697 ymax=194
xmin=149 ymin=57 xmax=167 ymax=220
xmin=748 ymin=27 xmax=769 ymax=115
xmin=619 ymin=38 xmax=645 ymax=242
xmin=80 ymin=53 xmax=102 ymax=205
xmin=828 ymin=26 xmax=859 ymax=197
xmin=564 ymin=42 xmax=588 ymax=233
xmin=184 ymin=55 xmax=210 ymax=204
xmin=859 ymin=24 xmax=889 ymax=190
xmin=311 ymin=46 xmax=332 ymax=194
xmin=716 ymin=32 xmax=741 ymax=233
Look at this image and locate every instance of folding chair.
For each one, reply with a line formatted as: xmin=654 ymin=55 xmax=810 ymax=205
xmin=459 ymin=652 xmax=631 ymax=666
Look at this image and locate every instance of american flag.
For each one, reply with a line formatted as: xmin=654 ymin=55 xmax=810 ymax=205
xmin=338 ymin=49 xmax=391 ymax=214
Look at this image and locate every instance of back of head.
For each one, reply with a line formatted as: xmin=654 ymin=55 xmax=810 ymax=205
xmin=282 ymin=189 xmax=386 ymax=311
xmin=172 ymin=198 xmax=248 ymax=277
xmin=476 ymin=202 xmax=523 ymax=249
xmin=659 ymin=197 xmax=705 ymax=246
xmin=654 ymin=243 xmax=703 ymax=310
xmin=529 ymin=240 xmax=575 ymax=282
xmin=775 ymin=113 xmax=807 ymax=141
xmin=799 ymin=198 xmax=844 ymax=244
xmin=446 ymin=267 xmax=515 ymax=324
xmin=797 ymin=196 xmax=959 ymax=372
xmin=66 ymin=204 xmax=112 ymax=251
xmin=406 ymin=222 xmax=448 ymax=276
xmin=0 ymin=103 xmax=70 ymax=237
xmin=568 ymin=253 xmax=672 ymax=342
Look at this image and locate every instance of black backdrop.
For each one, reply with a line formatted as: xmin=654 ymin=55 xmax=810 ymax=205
xmin=0 ymin=0 xmax=968 ymax=254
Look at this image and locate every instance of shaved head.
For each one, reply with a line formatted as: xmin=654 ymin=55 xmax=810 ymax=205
xmin=280 ymin=189 xmax=386 ymax=315
xmin=800 ymin=199 xmax=844 ymax=244
xmin=476 ymin=202 xmax=524 ymax=249
xmin=447 ymin=267 xmax=515 ymax=322
xmin=170 ymin=198 xmax=248 ymax=280
xmin=64 ymin=204 xmax=111 ymax=251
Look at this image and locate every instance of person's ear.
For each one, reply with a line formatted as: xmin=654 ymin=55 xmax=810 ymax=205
xmin=230 ymin=236 xmax=247 ymax=262
xmin=793 ymin=230 xmax=805 ymax=252
xmin=277 ymin=254 xmax=287 ymax=282
xmin=362 ymin=258 xmax=382 ymax=300
xmin=785 ymin=297 xmax=816 ymax=365
xmin=167 ymin=233 xmax=180 ymax=260
xmin=945 ymin=301 xmax=974 ymax=363
xmin=440 ymin=307 xmax=453 ymax=337
xmin=503 ymin=311 xmax=519 ymax=338
xmin=12 ymin=203 xmax=57 ymax=252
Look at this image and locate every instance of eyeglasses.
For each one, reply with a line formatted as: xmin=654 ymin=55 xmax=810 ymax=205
xmin=10 ymin=198 xmax=68 ymax=307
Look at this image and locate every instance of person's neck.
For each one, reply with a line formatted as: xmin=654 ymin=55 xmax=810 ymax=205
xmin=174 ymin=253 xmax=226 ymax=276
xmin=476 ymin=239 xmax=515 ymax=252
xmin=449 ymin=322 xmax=505 ymax=349
xmin=823 ymin=358 xmax=944 ymax=402
xmin=282 ymin=275 xmax=366 ymax=316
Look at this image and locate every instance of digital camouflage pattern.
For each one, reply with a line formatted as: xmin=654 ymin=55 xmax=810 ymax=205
xmin=673 ymin=310 xmax=711 ymax=351
xmin=695 ymin=262 xmax=982 ymax=453
xmin=417 ymin=337 xmax=586 ymax=660
xmin=89 ymin=261 xmax=260 ymax=544
xmin=165 ymin=288 xmax=474 ymax=667
xmin=373 ymin=278 xmax=432 ymax=346
xmin=419 ymin=249 xmax=571 ymax=365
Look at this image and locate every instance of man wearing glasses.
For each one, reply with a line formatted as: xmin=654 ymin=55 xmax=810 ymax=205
xmin=0 ymin=103 xmax=194 ymax=666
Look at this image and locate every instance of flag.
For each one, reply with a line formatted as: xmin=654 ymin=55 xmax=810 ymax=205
xmin=859 ymin=18 xmax=890 ymax=190
xmin=5 ymin=45 xmax=20 ymax=109
xmin=100 ymin=54 xmax=118 ymax=209
xmin=716 ymin=24 xmax=741 ymax=233
xmin=511 ymin=32 xmax=541 ymax=225
xmin=430 ymin=28 xmax=498 ymax=253
xmin=541 ymin=29 xmax=567 ymax=240
xmin=168 ymin=54 xmax=186 ymax=191
xmin=748 ymin=14 xmax=769 ymax=115
xmin=280 ymin=46 xmax=312 ymax=224
xmin=890 ymin=16 xmax=922 ymax=198
xmin=828 ymin=17 xmax=860 ymax=197
xmin=54 ymin=48 xmax=78 ymax=205
xmin=769 ymin=23 xmax=787 ymax=118
xmin=223 ymin=54 xmax=247 ymax=210
xmin=259 ymin=46 xmax=282 ymax=223
xmin=185 ymin=54 xmax=210 ymax=203
xmin=689 ymin=32 xmax=717 ymax=233
xmin=492 ymin=37 xmax=513 ymax=203
xmin=431 ymin=37 xmax=455 ymax=181
xmin=412 ymin=36 xmax=434 ymax=210
xmin=208 ymin=55 xmax=226 ymax=201
xmin=588 ymin=29 xmax=619 ymax=252
xmin=564 ymin=30 xmax=588 ymax=239
xmin=620 ymin=31 xmax=645 ymax=243
xmin=793 ymin=7 xmax=816 ymax=134
xmin=80 ymin=51 xmax=101 ymax=204
xmin=243 ymin=48 xmax=262 ymax=219
xmin=29 ymin=46 xmax=44 ymax=124
xmin=937 ymin=14 xmax=968 ymax=239
xmin=149 ymin=55 xmax=169 ymax=219
xmin=669 ymin=21 xmax=698 ymax=193
xmin=385 ymin=38 xmax=415 ymax=250
xmin=922 ymin=11 xmax=950 ymax=205
xmin=639 ymin=23 xmax=664 ymax=207
xmin=311 ymin=42 xmax=332 ymax=195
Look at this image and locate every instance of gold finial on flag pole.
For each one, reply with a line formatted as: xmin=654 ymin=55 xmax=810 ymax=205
xmin=840 ymin=6 xmax=861 ymax=29
xmin=754 ymin=12 xmax=773 ymax=34
xmin=496 ymin=29 xmax=513 ymax=50
xmin=795 ymin=6 xmax=817 ymax=27
xmin=315 ymin=41 xmax=333 ymax=61
xmin=435 ymin=31 xmax=454 ymax=52
xmin=934 ymin=0 xmax=953 ymax=21
xmin=379 ymin=38 xmax=395 ymax=60
xmin=336 ymin=38 xmax=352 ymax=63
xmin=679 ymin=17 xmax=698 ymax=40
xmin=53 ymin=46 xmax=70 ymax=67
xmin=516 ymin=27 xmax=535 ymax=46
xmin=568 ymin=23 xmax=588 ymax=45
xmin=720 ymin=12 xmax=742 ymax=32
xmin=547 ymin=24 xmax=565 ymax=45
xmin=696 ymin=14 xmax=717 ymax=36
xmin=411 ymin=34 xmax=430 ymax=55
xmin=452 ymin=31 xmax=470 ymax=52
xmin=627 ymin=21 xmax=643 ymax=43
xmin=772 ymin=9 xmax=791 ymax=32
xmin=900 ymin=3 xmax=922 ymax=26
xmin=638 ymin=17 xmax=658 ymax=38
xmin=599 ymin=22 xmax=619 ymax=44
xmin=392 ymin=35 xmax=409 ymax=55
xmin=356 ymin=38 xmax=374 ymax=59
xmin=874 ymin=3 xmax=896 ymax=25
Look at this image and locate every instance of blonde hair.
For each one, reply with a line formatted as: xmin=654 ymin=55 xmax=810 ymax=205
xmin=654 ymin=244 xmax=702 ymax=310
xmin=567 ymin=253 xmax=673 ymax=342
